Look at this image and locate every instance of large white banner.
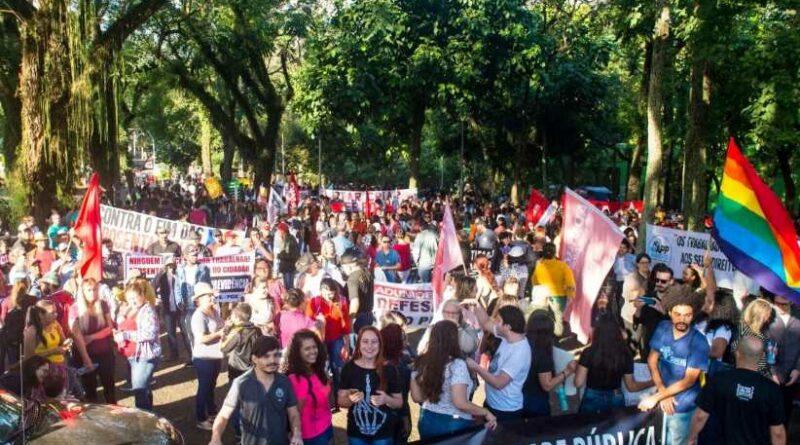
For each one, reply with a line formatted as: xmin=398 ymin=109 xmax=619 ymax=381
xmin=101 ymin=205 xmax=244 ymax=253
xmin=646 ymin=224 xmax=737 ymax=289
xmin=322 ymin=188 xmax=417 ymax=212
xmin=372 ymin=282 xmax=433 ymax=328
xmin=124 ymin=252 xmax=255 ymax=303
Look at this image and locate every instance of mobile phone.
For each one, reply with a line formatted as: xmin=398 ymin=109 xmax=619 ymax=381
xmin=637 ymin=296 xmax=658 ymax=306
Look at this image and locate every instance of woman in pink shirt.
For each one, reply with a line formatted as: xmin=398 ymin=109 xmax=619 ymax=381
xmin=276 ymin=289 xmax=318 ymax=348
xmin=285 ymin=329 xmax=333 ymax=445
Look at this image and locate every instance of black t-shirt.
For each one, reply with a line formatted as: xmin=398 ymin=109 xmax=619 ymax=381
xmin=578 ymin=344 xmax=634 ymax=391
xmin=522 ymin=342 xmax=555 ymax=398
xmin=346 ymin=269 xmax=374 ymax=315
xmin=340 ymin=361 xmax=401 ymax=439
xmin=696 ymin=368 xmax=784 ymax=445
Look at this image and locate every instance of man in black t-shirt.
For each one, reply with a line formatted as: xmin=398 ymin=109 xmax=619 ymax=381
xmin=688 ymin=335 xmax=786 ymax=445
xmin=341 ymin=249 xmax=374 ymax=333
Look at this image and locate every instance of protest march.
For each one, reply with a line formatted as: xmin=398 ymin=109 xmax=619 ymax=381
xmin=0 ymin=136 xmax=797 ymax=445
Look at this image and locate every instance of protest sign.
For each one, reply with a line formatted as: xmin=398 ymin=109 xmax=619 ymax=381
xmin=373 ymin=282 xmax=433 ymax=327
xmin=100 ymin=205 xmax=244 ymax=253
xmin=413 ymin=408 xmax=664 ymax=445
xmin=646 ymin=224 xmax=737 ymax=289
xmin=123 ymin=252 xmax=255 ymax=303
xmin=322 ymin=188 xmax=418 ymax=213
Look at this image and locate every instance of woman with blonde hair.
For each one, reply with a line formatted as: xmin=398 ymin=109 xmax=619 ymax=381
xmin=114 ymin=279 xmax=161 ymax=410
xmin=472 ymin=255 xmax=499 ymax=307
xmin=732 ymin=298 xmax=774 ymax=378
xmin=69 ymin=278 xmax=116 ymax=403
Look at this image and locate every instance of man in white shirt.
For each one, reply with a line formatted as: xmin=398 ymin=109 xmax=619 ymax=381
xmin=466 ymin=302 xmax=532 ymax=421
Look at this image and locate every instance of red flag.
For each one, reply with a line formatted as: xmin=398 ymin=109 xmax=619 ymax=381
xmin=74 ymin=173 xmax=103 ymax=282
xmin=365 ymin=190 xmax=372 ymax=219
xmin=432 ymin=204 xmax=464 ymax=309
xmin=286 ymin=173 xmax=300 ymax=215
xmin=525 ymin=188 xmax=549 ymax=226
xmin=561 ymin=188 xmax=624 ymax=343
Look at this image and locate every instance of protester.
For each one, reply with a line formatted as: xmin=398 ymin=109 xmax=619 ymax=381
xmin=276 ymin=223 xmax=301 ymax=289
xmin=0 ymin=281 xmax=35 ymax=370
xmin=574 ymin=314 xmax=653 ymax=413
xmin=245 ymin=276 xmax=277 ymax=336
xmin=338 ymin=326 xmax=403 ymax=445
xmin=472 ymin=255 xmax=499 ymax=308
xmin=732 ymin=298 xmax=774 ymax=378
xmin=191 ymin=282 xmax=225 ymax=430
xmin=766 ymin=294 xmax=800 ymax=424
xmin=152 ymin=256 xmax=188 ymax=361
xmin=220 ymin=302 xmax=262 ymax=441
xmin=285 ymin=329 xmax=334 ymax=445
xmin=531 ymin=242 xmax=575 ymax=336
xmin=307 ymin=278 xmax=351 ymax=400
xmin=145 ymin=227 xmax=182 ymax=257
xmin=209 ymin=335 xmax=303 ymax=445
xmin=176 ymin=244 xmax=212 ymax=365
xmin=296 ymin=253 xmax=325 ymax=298
xmin=116 ymin=279 xmax=162 ymax=411
xmin=522 ymin=309 xmax=576 ymax=417
xmin=23 ymin=300 xmax=68 ymax=372
xmin=411 ymin=223 xmax=437 ymax=283
xmin=700 ymin=290 xmax=739 ymax=376
xmin=380 ymin=323 xmax=412 ymax=445
xmin=465 ymin=303 xmax=531 ymax=421
xmin=0 ymin=354 xmax=51 ymax=401
xmin=411 ymin=320 xmax=497 ymax=440
xmin=638 ymin=285 xmax=709 ymax=445
xmin=277 ymin=289 xmax=318 ymax=349
xmin=341 ymin=249 xmax=375 ymax=333
xmin=632 ymin=263 xmax=674 ymax=358
xmin=688 ymin=335 xmax=786 ymax=445
xmin=69 ymin=278 xmax=116 ymax=403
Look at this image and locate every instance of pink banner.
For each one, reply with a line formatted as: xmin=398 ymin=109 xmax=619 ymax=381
xmin=562 ymin=188 xmax=625 ymax=343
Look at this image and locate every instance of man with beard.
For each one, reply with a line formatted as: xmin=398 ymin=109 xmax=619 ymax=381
xmin=632 ymin=263 xmax=674 ymax=358
xmin=638 ymin=285 xmax=708 ymax=445
xmin=209 ymin=335 xmax=302 ymax=445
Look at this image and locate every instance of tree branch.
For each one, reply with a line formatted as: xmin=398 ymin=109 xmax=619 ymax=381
xmin=94 ymin=0 xmax=168 ymax=55
xmin=0 ymin=0 xmax=35 ymax=21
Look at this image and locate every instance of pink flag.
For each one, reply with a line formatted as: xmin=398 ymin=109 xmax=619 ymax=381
xmin=74 ymin=173 xmax=103 ymax=282
xmin=561 ymin=187 xmax=624 ymax=343
xmin=432 ymin=204 xmax=464 ymax=309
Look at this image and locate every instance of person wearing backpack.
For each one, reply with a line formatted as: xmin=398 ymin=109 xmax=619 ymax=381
xmin=220 ymin=302 xmax=262 ymax=441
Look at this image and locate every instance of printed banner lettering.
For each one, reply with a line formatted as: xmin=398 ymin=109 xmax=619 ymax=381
xmin=124 ymin=252 xmax=255 ymax=303
xmin=373 ymin=282 xmax=433 ymax=327
xmin=646 ymin=224 xmax=736 ymax=289
xmin=413 ymin=408 xmax=663 ymax=445
xmin=323 ymin=189 xmax=418 ymax=213
xmin=101 ymin=205 xmax=244 ymax=253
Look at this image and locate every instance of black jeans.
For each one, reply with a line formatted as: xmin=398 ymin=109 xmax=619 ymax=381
xmin=181 ymin=309 xmax=195 ymax=361
xmin=82 ymin=351 xmax=116 ymax=403
xmin=162 ymin=309 xmax=188 ymax=359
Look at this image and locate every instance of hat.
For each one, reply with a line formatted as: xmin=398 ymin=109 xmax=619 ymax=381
xmin=41 ymin=272 xmax=60 ymax=286
xmin=192 ymin=282 xmax=217 ymax=300
xmin=33 ymin=232 xmax=47 ymax=242
xmin=185 ymin=244 xmax=199 ymax=256
xmin=508 ymin=246 xmax=525 ymax=258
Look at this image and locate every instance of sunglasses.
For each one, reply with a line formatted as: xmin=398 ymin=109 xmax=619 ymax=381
xmin=655 ymin=278 xmax=670 ymax=284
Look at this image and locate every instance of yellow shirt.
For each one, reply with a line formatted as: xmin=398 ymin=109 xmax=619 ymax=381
xmin=532 ymin=259 xmax=576 ymax=298
xmin=34 ymin=322 xmax=65 ymax=364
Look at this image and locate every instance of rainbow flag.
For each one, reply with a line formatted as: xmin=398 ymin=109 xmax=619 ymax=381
xmin=712 ymin=137 xmax=800 ymax=301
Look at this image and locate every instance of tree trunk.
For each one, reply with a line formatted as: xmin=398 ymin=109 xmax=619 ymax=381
xmin=777 ymin=147 xmax=797 ymax=212
xmin=407 ymin=99 xmax=426 ymax=190
xmin=0 ymin=16 xmax=21 ymax=172
xmin=641 ymin=2 xmax=670 ymax=249
xmin=200 ymin=113 xmax=213 ymax=175
xmin=683 ymin=1 xmax=712 ymax=231
xmin=17 ymin=0 xmax=72 ymax=222
xmin=220 ymin=133 xmax=235 ymax=184
xmin=626 ymin=40 xmax=652 ymax=201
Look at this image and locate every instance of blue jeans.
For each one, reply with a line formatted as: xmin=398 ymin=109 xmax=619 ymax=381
xmin=305 ymin=426 xmax=333 ymax=445
xmin=348 ymin=438 xmax=393 ymax=445
xmin=417 ymin=268 xmax=432 ymax=283
xmin=418 ymin=409 xmax=473 ymax=440
xmin=129 ymin=357 xmax=159 ymax=411
xmin=664 ymin=410 xmax=694 ymax=445
xmin=161 ymin=309 xmax=186 ymax=359
xmin=521 ymin=393 xmax=550 ymax=417
xmin=578 ymin=388 xmax=624 ymax=414
xmin=194 ymin=358 xmax=221 ymax=422
xmin=181 ymin=309 xmax=195 ymax=361
xmin=326 ymin=337 xmax=347 ymax=398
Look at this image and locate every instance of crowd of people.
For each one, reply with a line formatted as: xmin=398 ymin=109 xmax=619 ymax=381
xmin=0 ymin=175 xmax=796 ymax=445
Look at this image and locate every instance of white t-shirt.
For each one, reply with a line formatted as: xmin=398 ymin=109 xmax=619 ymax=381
xmin=704 ymin=325 xmax=732 ymax=362
xmin=417 ymin=359 xmax=474 ymax=420
xmin=485 ymin=337 xmax=532 ymax=412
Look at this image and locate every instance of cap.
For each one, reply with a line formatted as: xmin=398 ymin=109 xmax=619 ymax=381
xmin=192 ymin=282 xmax=217 ymax=300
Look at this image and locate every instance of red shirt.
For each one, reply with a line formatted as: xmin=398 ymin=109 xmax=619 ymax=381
xmin=393 ymin=243 xmax=412 ymax=271
xmin=306 ymin=296 xmax=350 ymax=341
xmin=117 ymin=315 xmax=137 ymax=358
xmin=45 ymin=290 xmax=74 ymax=335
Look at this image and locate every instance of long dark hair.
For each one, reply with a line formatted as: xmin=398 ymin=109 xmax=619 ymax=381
xmin=25 ymin=305 xmax=48 ymax=346
xmin=352 ymin=326 xmax=387 ymax=392
xmin=18 ymin=354 xmax=49 ymax=397
xmin=526 ymin=310 xmax=555 ymax=357
xmin=284 ymin=330 xmax=329 ymax=408
xmin=414 ymin=321 xmax=461 ymax=404
xmin=585 ymin=315 xmax=631 ymax=376
xmin=380 ymin=323 xmax=405 ymax=365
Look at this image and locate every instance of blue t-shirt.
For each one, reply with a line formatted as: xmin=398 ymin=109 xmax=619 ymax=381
xmin=375 ymin=249 xmax=401 ymax=282
xmin=649 ymin=320 xmax=710 ymax=413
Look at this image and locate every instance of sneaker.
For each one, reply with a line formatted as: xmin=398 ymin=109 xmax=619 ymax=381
xmin=119 ymin=385 xmax=133 ymax=393
xmin=184 ymin=361 xmax=194 ymax=368
xmin=196 ymin=419 xmax=214 ymax=430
